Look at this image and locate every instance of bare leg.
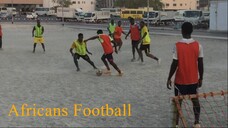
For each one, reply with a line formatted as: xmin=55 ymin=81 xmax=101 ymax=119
xmin=82 ymin=55 xmax=97 ymax=69
xmin=73 ymin=54 xmax=80 ymax=71
xmin=101 ymin=55 xmax=110 ymax=70
xmin=41 ymin=43 xmax=45 ymax=52
xmin=33 ymin=43 xmax=37 ymax=53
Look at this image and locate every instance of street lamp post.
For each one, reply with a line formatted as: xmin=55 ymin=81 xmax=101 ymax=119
xmin=61 ymin=0 xmax=64 ymax=26
xmin=147 ymin=0 xmax=149 ymax=27
xmin=11 ymin=0 xmax=14 ymax=24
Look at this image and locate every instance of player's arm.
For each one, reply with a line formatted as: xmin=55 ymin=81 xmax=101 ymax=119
xmin=122 ymin=30 xmax=127 ymax=35
xmin=69 ymin=42 xmax=75 ymax=56
xmin=107 ymin=25 xmax=111 ymax=34
xmin=32 ymin=26 xmax=35 ymax=37
xmin=85 ymin=35 xmax=99 ymax=42
xmin=198 ymin=57 xmax=204 ymax=87
xmin=140 ymin=32 xmax=147 ymax=41
xmin=125 ymin=30 xmax=131 ymax=39
xmin=42 ymin=26 xmax=44 ymax=35
xmin=85 ymin=42 xmax=92 ymax=55
xmin=167 ymin=59 xmax=178 ymax=90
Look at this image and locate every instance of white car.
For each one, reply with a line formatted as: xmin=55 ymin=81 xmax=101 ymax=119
xmin=26 ymin=12 xmax=38 ymax=19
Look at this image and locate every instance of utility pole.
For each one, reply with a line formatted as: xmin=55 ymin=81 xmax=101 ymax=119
xmin=61 ymin=0 xmax=64 ymax=26
xmin=147 ymin=0 xmax=149 ymax=27
xmin=11 ymin=0 xmax=14 ymax=24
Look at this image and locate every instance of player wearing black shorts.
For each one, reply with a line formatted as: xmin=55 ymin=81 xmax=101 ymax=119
xmin=138 ymin=21 xmax=160 ymax=64
xmin=167 ymin=22 xmax=204 ymax=128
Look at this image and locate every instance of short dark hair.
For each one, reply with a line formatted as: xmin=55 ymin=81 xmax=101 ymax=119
xmin=78 ymin=33 xmax=83 ymax=37
xmin=140 ymin=21 xmax=145 ymax=25
xmin=181 ymin=22 xmax=193 ymax=35
xmin=97 ymin=30 xmax=103 ymax=34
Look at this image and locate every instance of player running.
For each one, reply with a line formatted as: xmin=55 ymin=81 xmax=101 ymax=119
xmin=32 ymin=20 xmax=45 ymax=53
xmin=138 ymin=21 xmax=160 ymax=64
xmin=69 ymin=33 xmax=97 ymax=72
xmin=107 ymin=19 xmax=116 ymax=38
xmin=85 ymin=30 xmax=123 ymax=76
xmin=114 ymin=21 xmax=127 ymax=51
xmin=125 ymin=17 xmax=141 ymax=62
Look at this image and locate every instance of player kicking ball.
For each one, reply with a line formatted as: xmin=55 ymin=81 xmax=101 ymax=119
xmin=69 ymin=33 xmax=97 ymax=72
xmin=85 ymin=30 xmax=123 ymax=76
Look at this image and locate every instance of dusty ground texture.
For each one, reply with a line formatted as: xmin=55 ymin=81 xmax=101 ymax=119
xmin=0 ymin=23 xmax=227 ymax=127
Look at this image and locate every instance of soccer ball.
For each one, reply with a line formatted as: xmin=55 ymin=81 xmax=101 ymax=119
xmin=96 ymin=70 xmax=102 ymax=76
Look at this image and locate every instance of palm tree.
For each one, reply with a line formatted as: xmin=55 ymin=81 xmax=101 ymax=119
xmin=52 ymin=0 xmax=72 ymax=7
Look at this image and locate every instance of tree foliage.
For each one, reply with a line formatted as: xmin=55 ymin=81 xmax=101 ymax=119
xmin=115 ymin=0 xmax=164 ymax=10
xmin=52 ymin=0 xmax=72 ymax=7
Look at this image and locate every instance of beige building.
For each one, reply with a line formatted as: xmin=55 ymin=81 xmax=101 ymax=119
xmin=161 ymin=0 xmax=199 ymax=11
xmin=0 ymin=0 xmax=43 ymax=12
xmin=0 ymin=0 xmax=42 ymax=5
xmin=43 ymin=0 xmax=96 ymax=12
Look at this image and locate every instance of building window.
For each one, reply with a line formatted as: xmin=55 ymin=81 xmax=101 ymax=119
xmin=173 ymin=3 xmax=177 ymax=6
xmin=173 ymin=0 xmax=175 ymax=1
xmin=78 ymin=1 xmax=80 ymax=4
xmin=91 ymin=1 xmax=94 ymax=4
xmin=166 ymin=4 xmax=169 ymax=7
xmin=72 ymin=1 xmax=76 ymax=4
xmin=180 ymin=3 xmax=182 ymax=6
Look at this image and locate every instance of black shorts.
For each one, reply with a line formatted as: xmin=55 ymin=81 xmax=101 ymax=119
xmin=132 ymin=40 xmax=140 ymax=47
xmin=75 ymin=53 xmax=89 ymax=60
xmin=140 ymin=44 xmax=150 ymax=52
xmin=174 ymin=83 xmax=198 ymax=96
xmin=102 ymin=53 xmax=113 ymax=62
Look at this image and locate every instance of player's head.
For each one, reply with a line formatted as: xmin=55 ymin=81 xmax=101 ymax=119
xmin=181 ymin=22 xmax=193 ymax=37
xmin=78 ymin=33 xmax=83 ymax=42
xmin=140 ymin=21 xmax=145 ymax=28
xmin=118 ymin=21 xmax=121 ymax=26
xmin=97 ymin=30 xmax=103 ymax=35
xmin=37 ymin=20 xmax=40 ymax=25
xmin=111 ymin=19 xmax=114 ymax=24
xmin=129 ymin=17 xmax=135 ymax=25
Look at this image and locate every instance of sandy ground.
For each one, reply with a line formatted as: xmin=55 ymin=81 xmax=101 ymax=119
xmin=0 ymin=23 xmax=227 ymax=127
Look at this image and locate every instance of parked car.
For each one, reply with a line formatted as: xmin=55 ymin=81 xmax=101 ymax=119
xmin=0 ymin=12 xmax=12 ymax=19
xmin=26 ymin=12 xmax=38 ymax=19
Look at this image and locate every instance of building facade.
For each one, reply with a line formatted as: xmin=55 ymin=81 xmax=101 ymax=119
xmin=43 ymin=0 xmax=96 ymax=12
xmin=0 ymin=0 xmax=43 ymax=12
xmin=96 ymin=0 xmax=115 ymax=8
xmin=161 ymin=0 xmax=199 ymax=11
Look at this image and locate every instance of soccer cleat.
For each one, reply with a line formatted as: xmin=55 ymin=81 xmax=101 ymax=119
xmin=76 ymin=68 xmax=80 ymax=72
xmin=193 ymin=123 xmax=201 ymax=128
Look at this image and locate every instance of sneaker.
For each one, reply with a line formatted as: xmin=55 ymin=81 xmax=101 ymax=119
xmin=157 ymin=58 xmax=161 ymax=65
xmin=193 ymin=123 xmax=201 ymax=128
xmin=118 ymin=71 xmax=123 ymax=76
xmin=140 ymin=61 xmax=145 ymax=65
xmin=131 ymin=58 xmax=135 ymax=62
xmin=103 ymin=70 xmax=111 ymax=74
xmin=76 ymin=68 xmax=80 ymax=72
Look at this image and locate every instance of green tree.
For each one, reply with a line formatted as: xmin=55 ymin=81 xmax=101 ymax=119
xmin=52 ymin=0 xmax=72 ymax=7
xmin=115 ymin=0 xmax=164 ymax=10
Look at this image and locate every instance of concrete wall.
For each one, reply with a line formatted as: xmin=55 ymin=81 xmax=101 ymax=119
xmin=210 ymin=0 xmax=228 ymax=32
